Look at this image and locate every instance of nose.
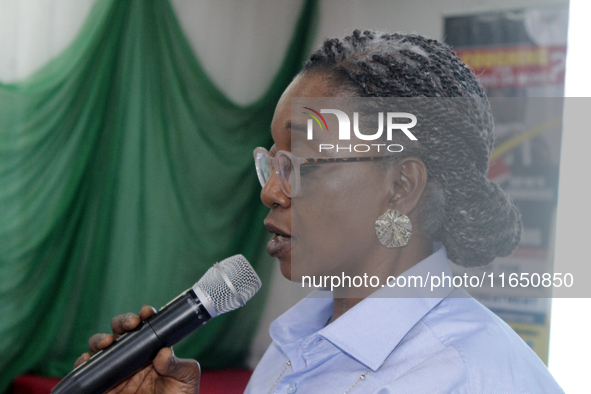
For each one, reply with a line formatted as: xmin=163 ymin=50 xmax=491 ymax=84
xmin=260 ymin=171 xmax=291 ymax=208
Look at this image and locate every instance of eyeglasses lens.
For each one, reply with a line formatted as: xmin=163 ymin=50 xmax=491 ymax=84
xmin=255 ymin=151 xmax=271 ymax=187
xmin=276 ymin=154 xmax=293 ymax=196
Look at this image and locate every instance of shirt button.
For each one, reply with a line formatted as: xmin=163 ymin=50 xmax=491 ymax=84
xmin=286 ymin=382 xmax=297 ymax=393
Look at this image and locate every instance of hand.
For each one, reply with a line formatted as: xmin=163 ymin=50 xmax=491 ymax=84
xmin=74 ymin=305 xmax=200 ymax=394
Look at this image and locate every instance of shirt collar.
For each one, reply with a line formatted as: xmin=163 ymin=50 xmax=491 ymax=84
xmin=269 ymin=292 xmax=334 ymax=371
xmin=270 ymin=245 xmax=454 ymax=372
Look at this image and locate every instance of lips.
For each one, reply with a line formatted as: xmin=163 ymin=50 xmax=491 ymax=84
xmin=264 ymin=222 xmax=292 ymax=258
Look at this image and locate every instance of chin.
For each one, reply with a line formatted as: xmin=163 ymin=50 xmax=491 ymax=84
xmin=279 ymin=257 xmax=292 ymax=281
xmin=278 ymin=258 xmax=309 ymax=283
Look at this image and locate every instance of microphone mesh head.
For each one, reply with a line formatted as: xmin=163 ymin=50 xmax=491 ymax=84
xmin=195 ymin=255 xmax=262 ymax=315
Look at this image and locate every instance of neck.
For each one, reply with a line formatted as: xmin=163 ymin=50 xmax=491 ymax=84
xmin=327 ymin=236 xmax=433 ymax=325
xmin=327 ymin=298 xmax=364 ymax=325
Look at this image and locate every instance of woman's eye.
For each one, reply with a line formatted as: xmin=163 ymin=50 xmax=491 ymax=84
xmin=299 ymin=164 xmax=319 ymax=176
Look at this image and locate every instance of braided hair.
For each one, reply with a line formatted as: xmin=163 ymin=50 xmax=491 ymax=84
xmin=301 ymin=30 xmax=521 ymax=267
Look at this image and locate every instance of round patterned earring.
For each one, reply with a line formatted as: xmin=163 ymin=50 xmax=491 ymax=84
xmin=375 ymin=209 xmax=412 ymax=248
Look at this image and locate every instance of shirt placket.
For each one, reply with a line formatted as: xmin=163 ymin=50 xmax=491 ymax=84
xmin=272 ymin=334 xmax=340 ymax=394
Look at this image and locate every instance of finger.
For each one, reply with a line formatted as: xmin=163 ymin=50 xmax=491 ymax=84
xmin=138 ymin=305 xmax=157 ymax=321
xmin=88 ymin=333 xmax=114 ymax=354
xmin=153 ymin=347 xmax=200 ymax=386
xmin=111 ymin=313 xmax=141 ymax=337
xmin=74 ymin=353 xmax=91 ymax=369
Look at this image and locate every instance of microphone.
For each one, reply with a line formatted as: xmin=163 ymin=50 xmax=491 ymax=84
xmin=51 ymin=255 xmax=262 ymax=394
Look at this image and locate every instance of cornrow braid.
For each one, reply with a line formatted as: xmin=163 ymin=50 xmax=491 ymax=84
xmin=300 ymin=30 xmax=521 ymax=267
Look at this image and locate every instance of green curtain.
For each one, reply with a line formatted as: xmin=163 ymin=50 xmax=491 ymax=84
xmin=0 ymin=0 xmax=317 ymax=390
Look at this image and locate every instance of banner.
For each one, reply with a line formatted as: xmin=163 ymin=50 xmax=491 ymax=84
xmin=444 ymin=6 xmax=569 ymax=364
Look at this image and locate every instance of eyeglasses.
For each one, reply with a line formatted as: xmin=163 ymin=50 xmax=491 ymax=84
xmin=253 ymin=147 xmax=393 ymax=197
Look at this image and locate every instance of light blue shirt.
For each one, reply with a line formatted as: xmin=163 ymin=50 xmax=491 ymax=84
xmin=245 ymin=246 xmax=563 ymax=393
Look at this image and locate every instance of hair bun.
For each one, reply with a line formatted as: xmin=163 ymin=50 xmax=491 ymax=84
xmin=441 ymin=171 xmax=522 ymax=267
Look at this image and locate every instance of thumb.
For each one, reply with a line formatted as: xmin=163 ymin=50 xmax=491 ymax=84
xmin=153 ymin=347 xmax=201 ymax=386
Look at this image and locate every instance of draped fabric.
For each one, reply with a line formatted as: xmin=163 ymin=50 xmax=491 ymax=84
xmin=0 ymin=0 xmax=318 ymax=390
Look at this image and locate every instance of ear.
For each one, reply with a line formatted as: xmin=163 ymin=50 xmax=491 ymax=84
xmin=387 ymin=157 xmax=428 ymax=216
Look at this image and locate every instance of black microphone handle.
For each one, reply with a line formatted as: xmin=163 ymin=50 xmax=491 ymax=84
xmin=52 ymin=289 xmax=212 ymax=394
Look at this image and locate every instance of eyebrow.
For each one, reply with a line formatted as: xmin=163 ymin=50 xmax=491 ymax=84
xmin=285 ymin=120 xmax=307 ymax=133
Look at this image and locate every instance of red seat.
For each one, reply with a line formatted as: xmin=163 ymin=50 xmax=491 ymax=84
xmin=12 ymin=369 xmax=253 ymax=394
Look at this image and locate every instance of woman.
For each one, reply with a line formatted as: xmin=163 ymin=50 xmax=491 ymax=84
xmin=75 ymin=30 xmax=562 ymax=393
